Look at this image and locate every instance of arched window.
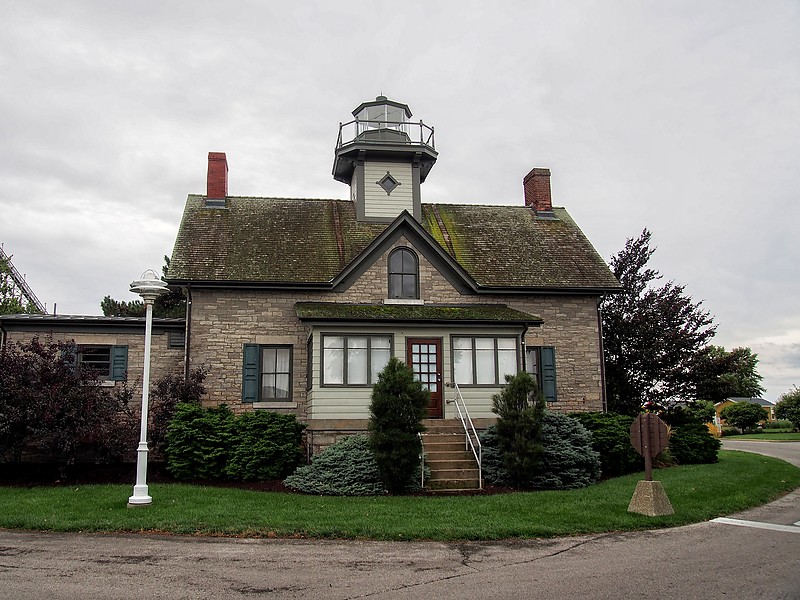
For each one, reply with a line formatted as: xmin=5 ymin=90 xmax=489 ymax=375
xmin=388 ymin=248 xmax=419 ymax=299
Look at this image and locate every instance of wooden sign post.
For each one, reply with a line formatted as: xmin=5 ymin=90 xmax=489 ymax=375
xmin=628 ymin=413 xmax=674 ymax=516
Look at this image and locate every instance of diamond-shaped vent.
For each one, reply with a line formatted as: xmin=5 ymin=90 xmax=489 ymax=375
xmin=377 ymin=172 xmax=401 ymax=195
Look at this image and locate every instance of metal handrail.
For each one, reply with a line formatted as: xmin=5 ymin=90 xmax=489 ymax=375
xmin=445 ymin=381 xmax=482 ymax=489
xmin=336 ymin=118 xmax=436 ymax=150
xmin=418 ymin=431 xmax=425 ymax=489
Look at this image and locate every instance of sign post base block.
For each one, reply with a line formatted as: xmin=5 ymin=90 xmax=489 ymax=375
xmin=628 ymin=480 xmax=674 ymax=516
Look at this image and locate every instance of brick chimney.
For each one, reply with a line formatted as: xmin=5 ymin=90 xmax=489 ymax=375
xmin=523 ymin=167 xmax=552 ymax=212
xmin=207 ymin=152 xmax=228 ymax=199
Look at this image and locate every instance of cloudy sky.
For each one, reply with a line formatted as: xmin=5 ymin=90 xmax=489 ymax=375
xmin=2 ymin=1 xmax=798 ymax=400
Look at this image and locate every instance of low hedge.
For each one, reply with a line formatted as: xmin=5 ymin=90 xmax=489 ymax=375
xmin=166 ymin=404 xmax=305 ymax=481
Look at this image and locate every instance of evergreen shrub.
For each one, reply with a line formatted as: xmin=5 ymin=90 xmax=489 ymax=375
xmin=165 ymin=403 xmax=234 ymax=480
xmin=570 ymin=412 xmax=643 ymax=478
xmin=491 ymin=371 xmax=545 ymax=488
xmin=284 ymin=435 xmax=385 ymax=496
xmin=225 ymin=411 xmax=305 ymax=480
xmin=481 ymin=414 xmax=601 ymax=490
xmin=531 ymin=413 xmax=601 ymax=489
xmin=669 ymin=422 xmax=720 ymax=464
xmin=368 ymin=357 xmax=429 ymax=494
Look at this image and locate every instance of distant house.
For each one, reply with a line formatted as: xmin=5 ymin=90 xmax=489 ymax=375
xmin=713 ymin=397 xmax=776 ymax=434
xmin=1 ymin=96 xmax=620 ymax=456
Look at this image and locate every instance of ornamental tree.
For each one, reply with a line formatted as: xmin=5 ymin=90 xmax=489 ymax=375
xmin=368 ymin=357 xmax=429 ymax=494
xmin=491 ymin=370 xmax=546 ymax=488
xmin=601 ymin=229 xmax=716 ymax=415
xmin=720 ymin=401 xmax=767 ymax=432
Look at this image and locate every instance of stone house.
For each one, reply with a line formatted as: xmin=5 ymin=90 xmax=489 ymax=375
xmin=166 ymin=96 xmax=620 ymax=453
xmin=0 ymin=314 xmax=185 ymax=406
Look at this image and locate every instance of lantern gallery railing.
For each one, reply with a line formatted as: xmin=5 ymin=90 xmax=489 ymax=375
xmin=336 ymin=119 xmax=435 ymax=151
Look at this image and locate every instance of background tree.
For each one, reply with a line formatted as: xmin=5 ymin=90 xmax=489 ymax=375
xmin=368 ymin=357 xmax=429 ymax=494
xmin=0 ymin=254 xmax=39 ymax=315
xmin=775 ymin=387 xmax=800 ymax=431
xmin=101 ymin=256 xmax=186 ymax=318
xmin=720 ymin=401 xmax=767 ymax=432
xmin=491 ymin=370 xmax=546 ymax=488
xmin=690 ymin=345 xmax=764 ymax=404
xmin=601 ymin=229 xmax=716 ymax=415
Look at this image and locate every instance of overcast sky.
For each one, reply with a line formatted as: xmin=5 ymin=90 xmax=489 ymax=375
xmin=2 ymin=1 xmax=798 ymax=400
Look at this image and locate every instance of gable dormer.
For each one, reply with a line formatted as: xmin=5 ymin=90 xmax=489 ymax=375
xmin=332 ymin=96 xmax=438 ymax=223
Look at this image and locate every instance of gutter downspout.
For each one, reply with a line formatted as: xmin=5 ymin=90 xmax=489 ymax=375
xmin=597 ymin=299 xmax=608 ymax=413
xmin=184 ymin=284 xmax=192 ymax=381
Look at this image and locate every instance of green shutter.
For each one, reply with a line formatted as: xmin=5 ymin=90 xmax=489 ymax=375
xmin=111 ymin=345 xmax=128 ymax=381
xmin=242 ymin=344 xmax=260 ymax=403
xmin=541 ymin=346 xmax=557 ymax=402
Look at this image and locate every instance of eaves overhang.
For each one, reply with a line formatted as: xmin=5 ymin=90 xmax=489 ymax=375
xmin=296 ymin=302 xmax=543 ymax=327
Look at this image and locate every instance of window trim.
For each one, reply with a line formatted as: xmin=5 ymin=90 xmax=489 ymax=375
xmin=526 ymin=345 xmax=557 ymax=402
xmin=76 ymin=344 xmax=128 ymax=381
xmin=242 ymin=344 xmax=293 ymax=402
xmin=450 ymin=335 xmax=520 ymax=387
xmin=320 ymin=333 xmax=394 ymax=387
xmin=387 ymin=247 xmax=419 ymax=300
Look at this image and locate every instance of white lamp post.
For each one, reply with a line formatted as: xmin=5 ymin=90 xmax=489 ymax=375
xmin=128 ymin=269 xmax=168 ymax=507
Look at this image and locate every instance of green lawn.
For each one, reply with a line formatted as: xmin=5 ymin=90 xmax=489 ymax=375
xmin=1 ymin=450 xmax=797 ymax=541
xmin=726 ymin=432 xmax=800 ymax=441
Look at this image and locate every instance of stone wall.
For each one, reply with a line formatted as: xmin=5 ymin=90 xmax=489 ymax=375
xmin=189 ymin=234 xmax=605 ymax=427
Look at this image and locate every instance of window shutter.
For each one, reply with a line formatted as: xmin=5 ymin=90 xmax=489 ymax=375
xmin=242 ymin=344 xmax=259 ymax=403
xmin=111 ymin=345 xmax=128 ymax=381
xmin=541 ymin=346 xmax=557 ymax=402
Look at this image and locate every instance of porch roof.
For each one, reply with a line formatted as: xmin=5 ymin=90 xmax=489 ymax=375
xmin=295 ymin=302 xmax=543 ymax=326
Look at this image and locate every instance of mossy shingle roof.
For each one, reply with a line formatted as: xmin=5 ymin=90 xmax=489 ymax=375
xmin=295 ymin=303 xmax=543 ymax=324
xmin=169 ymin=196 xmax=619 ymax=291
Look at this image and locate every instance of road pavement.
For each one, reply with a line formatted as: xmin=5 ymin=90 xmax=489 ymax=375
xmin=1 ymin=442 xmax=798 ymax=599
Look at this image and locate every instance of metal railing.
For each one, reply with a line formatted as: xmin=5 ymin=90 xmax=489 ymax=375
xmin=445 ymin=381 xmax=482 ymax=489
xmin=336 ymin=118 xmax=435 ymax=151
xmin=418 ymin=432 xmax=426 ymax=489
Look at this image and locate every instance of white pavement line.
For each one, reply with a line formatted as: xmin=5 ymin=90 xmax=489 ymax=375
xmin=795 ymin=520 xmax=800 ymax=527
xmin=711 ymin=517 xmax=800 ymax=534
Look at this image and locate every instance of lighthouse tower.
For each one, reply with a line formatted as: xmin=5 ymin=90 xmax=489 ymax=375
xmin=333 ymin=96 xmax=438 ymax=222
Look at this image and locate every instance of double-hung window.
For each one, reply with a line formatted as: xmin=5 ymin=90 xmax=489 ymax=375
xmin=322 ymin=334 xmax=392 ymax=386
xmin=242 ymin=344 xmax=293 ymax=402
xmin=388 ymin=248 xmax=419 ymax=299
xmin=452 ymin=336 xmax=518 ymax=386
xmin=77 ymin=345 xmax=128 ymax=381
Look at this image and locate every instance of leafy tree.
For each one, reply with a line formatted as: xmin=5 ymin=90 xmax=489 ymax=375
xmin=661 ymin=400 xmax=715 ymax=427
xmin=601 ymin=229 xmax=716 ymax=415
xmin=368 ymin=357 xmax=429 ymax=494
xmin=775 ymin=387 xmax=800 ymax=431
xmin=0 ymin=254 xmax=39 ymax=315
xmin=101 ymin=256 xmax=186 ymax=318
xmin=669 ymin=422 xmax=720 ymax=464
xmin=0 ymin=336 xmax=137 ymax=470
xmin=491 ymin=370 xmax=546 ymax=488
xmin=690 ymin=345 xmax=764 ymax=404
xmin=720 ymin=401 xmax=767 ymax=432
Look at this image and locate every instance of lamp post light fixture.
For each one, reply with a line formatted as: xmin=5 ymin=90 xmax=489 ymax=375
xmin=127 ymin=269 xmax=169 ymax=507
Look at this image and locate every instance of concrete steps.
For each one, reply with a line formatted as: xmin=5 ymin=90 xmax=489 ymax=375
xmin=421 ymin=420 xmax=481 ymax=492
